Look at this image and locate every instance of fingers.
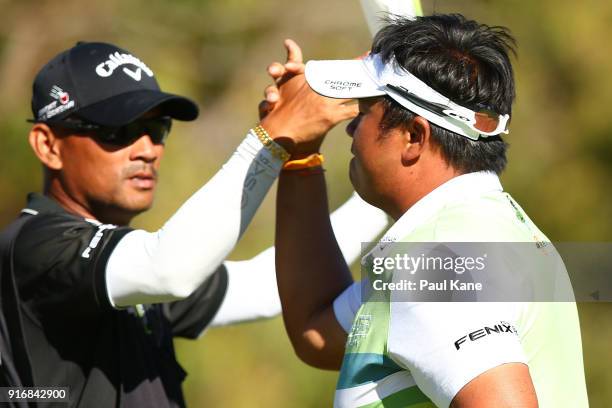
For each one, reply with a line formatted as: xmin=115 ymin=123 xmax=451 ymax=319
xmin=323 ymin=100 xmax=358 ymax=125
xmin=267 ymin=62 xmax=285 ymax=81
xmin=264 ymin=84 xmax=279 ymax=103
xmin=260 ymin=83 xmax=282 ymax=119
xmin=337 ymin=97 xmax=358 ymax=105
xmin=342 ymin=102 xmax=359 ymax=120
xmin=284 ymin=61 xmax=305 ymax=75
xmin=258 ymin=100 xmax=273 ymax=120
xmin=267 ymin=59 xmax=304 ymax=88
xmin=284 ymin=38 xmax=303 ymax=64
xmin=265 ymin=40 xmax=304 ymax=96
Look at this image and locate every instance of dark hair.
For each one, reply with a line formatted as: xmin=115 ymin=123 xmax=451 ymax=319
xmin=371 ymin=14 xmax=516 ymax=174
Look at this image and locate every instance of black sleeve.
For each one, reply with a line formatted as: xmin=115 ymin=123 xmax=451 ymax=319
xmin=13 ymin=213 xmax=133 ymax=320
xmin=162 ymin=264 xmax=228 ymax=339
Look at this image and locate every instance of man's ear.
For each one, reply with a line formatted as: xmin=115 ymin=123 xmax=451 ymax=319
xmin=401 ymin=116 xmax=431 ymax=165
xmin=28 ymin=124 xmax=63 ymax=170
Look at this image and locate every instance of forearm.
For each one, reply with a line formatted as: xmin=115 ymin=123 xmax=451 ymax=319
xmin=106 ymin=131 xmax=284 ymax=307
xmin=275 ymin=169 xmax=352 ymax=367
xmin=209 ymin=193 xmax=388 ymax=327
xmin=209 ymin=249 xmax=279 ymax=327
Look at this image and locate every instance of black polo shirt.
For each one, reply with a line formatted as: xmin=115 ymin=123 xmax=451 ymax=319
xmin=6 ymin=193 xmax=228 ymax=407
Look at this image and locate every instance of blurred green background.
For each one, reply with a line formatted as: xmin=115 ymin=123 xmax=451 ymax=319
xmin=0 ymin=0 xmax=610 ymax=406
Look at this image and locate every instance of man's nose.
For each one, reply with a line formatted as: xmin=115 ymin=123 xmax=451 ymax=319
xmin=130 ymin=134 xmax=160 ymax=162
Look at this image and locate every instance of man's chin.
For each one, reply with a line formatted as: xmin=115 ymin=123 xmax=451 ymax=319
xmin=90 ymin=201 xmax=151 ymax=226
xmin=113 ymin=193 xmax=156 ymax=221
xmin=348 ymin=168 xmax=377 ymax=209
xmin=126 ymin=197 xmax=155 ymax=214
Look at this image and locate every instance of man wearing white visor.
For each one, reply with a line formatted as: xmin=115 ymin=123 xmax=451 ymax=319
xmin=306 ymin=52 xmax=510 ymax=141
xmin=270 ymin=14 xmax=588 ymax=408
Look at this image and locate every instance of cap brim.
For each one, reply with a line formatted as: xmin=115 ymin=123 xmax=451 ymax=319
xmin=305 ymin=59 xmax=386 ymax=99
xmin=75 ymin=89 xmax=199 ymax=127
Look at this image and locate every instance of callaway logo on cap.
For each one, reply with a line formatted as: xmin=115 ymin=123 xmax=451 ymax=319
xmin=30 ymin=41 xmax=198 ymax=127
xmin=94 ymin=51 xmax=154 ymax=81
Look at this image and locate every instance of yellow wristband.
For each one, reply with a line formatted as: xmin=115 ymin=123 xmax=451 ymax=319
xmin=252 ymin=125 xmax=290 ymax=162
xmin=282 ymin=153 xmax=324 ymax=170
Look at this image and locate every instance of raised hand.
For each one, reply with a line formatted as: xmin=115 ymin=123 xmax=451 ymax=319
xmin=259 ymin=39 xmax=305 ymax=120
xmin=258 ymin=39 xmax=358 ymax=156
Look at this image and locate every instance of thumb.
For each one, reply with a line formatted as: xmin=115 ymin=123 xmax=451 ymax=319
xmin=284 ymin=61 xmax=305 ymax=75
xmin=284 ymin=38 xmax=304 ymax=64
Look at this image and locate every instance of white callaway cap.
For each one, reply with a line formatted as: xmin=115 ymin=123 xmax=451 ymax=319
xmin=305 ymin=53 xmax=510 ymax=141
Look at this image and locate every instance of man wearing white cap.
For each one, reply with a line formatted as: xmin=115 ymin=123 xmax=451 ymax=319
xmin=267 ymin=14 xmax=588 ymax=408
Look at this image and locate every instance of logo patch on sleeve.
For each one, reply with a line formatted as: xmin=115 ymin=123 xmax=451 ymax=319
xmin=81 ymin=224 xmax=117 ymax=259
xmin=454 ymin=320 xmax=518 ymax=350
xmin=347 ymin=314 xmax=372 ymax=347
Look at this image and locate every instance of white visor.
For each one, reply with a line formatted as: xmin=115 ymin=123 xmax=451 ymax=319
xmin=305 ymin=53 xmax=510 ymax=140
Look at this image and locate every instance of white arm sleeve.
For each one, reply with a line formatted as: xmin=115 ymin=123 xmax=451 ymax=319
xmin=330 ymin=192 xmax=389 ymax=262
xmin=106 ymin=131 xmax=284 ymax=307
xmin=332 ymin=280 xmax=365 ymax=333
xmin=209 ymin=249 xmax=278 ymax=327
xmin=209 ymin=193 xmax=389 ymax=327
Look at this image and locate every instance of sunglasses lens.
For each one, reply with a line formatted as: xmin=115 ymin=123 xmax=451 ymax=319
xmin=95 ymin=117 xmax=172 ymax=146
xmin=473 ymin=111 xmax=501 ymax=133
xmin=145 ymin=117 xmax=172 ymax=144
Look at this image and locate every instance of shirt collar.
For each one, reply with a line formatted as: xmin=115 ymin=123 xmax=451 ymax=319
xmin=364 ymin=171 xmax=503 ymax=260
xmin=21 ymin=193 xmax=103 ymax=225
xmin=22 ymin=192 xmax=68 ymax=215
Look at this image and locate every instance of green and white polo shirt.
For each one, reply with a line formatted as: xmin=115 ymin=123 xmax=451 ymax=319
xmin=332 ymin=171 xmax=588 ymax=407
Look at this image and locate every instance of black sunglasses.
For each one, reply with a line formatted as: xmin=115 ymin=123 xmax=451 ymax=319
xmin=34 ymin=116 xmax=173 ymax=147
